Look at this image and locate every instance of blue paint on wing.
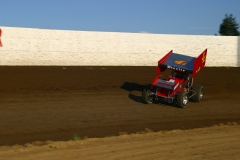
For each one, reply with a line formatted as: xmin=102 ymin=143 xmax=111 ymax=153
xmin=161 ymin=53 xmax=196 ymax=73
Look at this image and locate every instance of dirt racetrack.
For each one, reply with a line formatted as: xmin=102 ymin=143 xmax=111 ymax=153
xmin=0 ymin=66 xmax=240 ymax=147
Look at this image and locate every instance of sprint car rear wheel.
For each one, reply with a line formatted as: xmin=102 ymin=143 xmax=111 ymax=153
xmin=142 ymin=88 xmax=154 ymax=104
xmin=177 ymin=91 xmax=188 ymax=108
xmin=191 ymin=85 xmax=203 ymax=102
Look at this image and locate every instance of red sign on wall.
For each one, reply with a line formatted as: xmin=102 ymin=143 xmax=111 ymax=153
xmin=0 ymin=28 xmax=2 ymax=47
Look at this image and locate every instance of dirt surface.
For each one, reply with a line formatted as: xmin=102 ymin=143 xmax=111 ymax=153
xmin=1 ymin=125 xmax=240 ymax=160
xmin=0 ymin=66 xmax=240 ymax=159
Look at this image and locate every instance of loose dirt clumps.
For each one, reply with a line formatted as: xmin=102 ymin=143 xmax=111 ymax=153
xmin=1 ymin=124 xmax=240 ymax=160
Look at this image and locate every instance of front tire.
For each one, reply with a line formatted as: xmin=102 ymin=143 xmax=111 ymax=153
xmin=191 ymin=85 xmax=203 ymax=102
xmin=177 ymin=91 xmax=188 ymax=108
xmin=142 ymin=88 xmax=154 ymax=104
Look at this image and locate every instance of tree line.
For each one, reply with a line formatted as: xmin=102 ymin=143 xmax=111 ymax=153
xmin=219 ymin=14 xmax=239 ymax=36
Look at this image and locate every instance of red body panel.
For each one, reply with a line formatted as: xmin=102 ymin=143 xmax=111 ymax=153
xmin=192 ymin=49 xmax=207 ymax=77
xmin=152 ymin=75 xmax=188 ymax=98
xmin=156 ymin=50 xmax=173 ymax=75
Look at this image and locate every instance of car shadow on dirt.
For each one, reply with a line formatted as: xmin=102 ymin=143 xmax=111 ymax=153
xmin=128 ymin=93 xmax=144 ymax=104
xmin=121 ymin=82 xmax=148 ymax=104
xmin=120 ymin=82 xmax=148 ymax=92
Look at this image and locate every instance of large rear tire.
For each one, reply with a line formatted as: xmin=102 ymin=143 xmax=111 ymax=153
xmin=177 ymin=91 xmax=188 ymax=108
xmin=191 ymin=85 xmax=203 ymax=102
xmin=142 ymin=88 xmax=154 ymax=104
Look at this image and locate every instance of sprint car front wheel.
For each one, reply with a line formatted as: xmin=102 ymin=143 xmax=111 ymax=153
xmin=177 ymin=91 xmax=188 ymax=108
xmin=142 ymin=88 xmax=154 ymax=104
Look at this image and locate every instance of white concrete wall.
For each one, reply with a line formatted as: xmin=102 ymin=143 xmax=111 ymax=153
xmin=0 ymin=26 xmax=239 ymax=66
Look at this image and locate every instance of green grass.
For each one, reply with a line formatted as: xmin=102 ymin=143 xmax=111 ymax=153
xmin=139 ymin=131 xmax=146 ymax=134
xmin=73 ymin=135 xmax=81 ymax=141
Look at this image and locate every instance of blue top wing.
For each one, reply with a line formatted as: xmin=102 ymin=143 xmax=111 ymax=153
xmin=159 ymin=53 xmax=196 ymax=73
